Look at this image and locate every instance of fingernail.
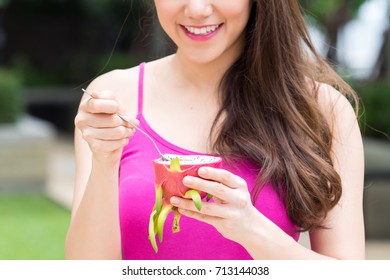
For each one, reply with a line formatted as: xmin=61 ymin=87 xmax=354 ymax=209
xmin=198 ymin=167 xmax=207 ymax=176
xmin=183 ymin=177 xmax=194 ymax=185
xmin=133 ymin=119 xmax=140 ymax=126
xmin=127 ymin=128 xmax=136 ymax=136
xmin=171 ymin=197 xmax=180 ymax=205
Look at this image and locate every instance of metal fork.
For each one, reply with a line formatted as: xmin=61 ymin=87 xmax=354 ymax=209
xmin=82 ymin=89 xmax=168 ymax=161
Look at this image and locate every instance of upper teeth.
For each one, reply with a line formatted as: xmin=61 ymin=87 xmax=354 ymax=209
xmin=184 ymin=24 xmax=220 ymax=35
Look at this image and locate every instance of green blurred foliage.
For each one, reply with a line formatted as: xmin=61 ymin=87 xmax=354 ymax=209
xmin=2 ymin=0 xmax=149 ymax=86
xmin=355 ymin=81 xmax=390 ymax=139
xmin=299 ymin=0 xmax=366 ymax=24
xmin=0 ymin=68 xmax=24 ymax=123
xmin=2 ymin=0 xmax=380 ymax=88
xmin=299 ymin=0 xmax=368 ymax=61
xmin=0 ymin=0 xmax=9 ymax=8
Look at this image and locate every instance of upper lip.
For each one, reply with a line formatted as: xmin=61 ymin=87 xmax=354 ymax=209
xmin=181 ymin=23 xmax=222 ymax=28
xmin=180 ymin=23 xmax=222 ymax=35
xmin=181 ymin=23 xmax=221 ymax=28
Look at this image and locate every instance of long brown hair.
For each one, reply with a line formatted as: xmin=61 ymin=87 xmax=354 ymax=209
xmin=212 ymin=0 xmax=358 ymax=231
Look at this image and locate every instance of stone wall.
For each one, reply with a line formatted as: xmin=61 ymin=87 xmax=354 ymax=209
xmin=0 ymin=115 xmax=55 ymax=192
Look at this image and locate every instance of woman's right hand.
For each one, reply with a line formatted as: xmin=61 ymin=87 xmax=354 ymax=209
xmin=74 ymin=89 xmax=138 ymax=165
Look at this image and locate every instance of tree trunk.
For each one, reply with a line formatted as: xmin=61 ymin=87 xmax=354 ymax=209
xmin=324 ymin=0 xmax=351 ymax=63
xmin=370 ymin=27 xmax=390 ymax=81
xmin=325 ymin=0 xmax=351 ymax=63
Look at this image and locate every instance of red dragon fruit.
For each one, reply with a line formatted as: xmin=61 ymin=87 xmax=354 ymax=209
xmin=148 ymin=154 xmax=222 ymax=253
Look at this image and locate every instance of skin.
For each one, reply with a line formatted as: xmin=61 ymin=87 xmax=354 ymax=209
xmin=171 ymin=85 xmax=365 ymax=259
xmin=65 ymin=0 xmax=365 ymax=259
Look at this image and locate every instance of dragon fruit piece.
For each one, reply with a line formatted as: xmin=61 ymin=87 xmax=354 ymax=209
xmin=148 ymin=154 xmax=222 ymax=253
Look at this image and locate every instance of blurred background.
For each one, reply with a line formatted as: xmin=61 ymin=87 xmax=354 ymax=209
xmin=0 ymin=0 xmax=389 ymax=260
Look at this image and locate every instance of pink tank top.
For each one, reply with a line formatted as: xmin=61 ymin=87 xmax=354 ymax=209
xmin=119 ymin=63 xmax=299 ymax=260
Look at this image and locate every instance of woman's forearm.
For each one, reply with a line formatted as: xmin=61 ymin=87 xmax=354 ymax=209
xmin=240 ymin=209 xmax=335 ymax=260
xmin=65 ymin=159 xmax=121 ymax=260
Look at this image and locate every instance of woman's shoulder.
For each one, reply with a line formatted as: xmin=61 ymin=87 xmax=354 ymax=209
xmin=83 ymin=64 xmax=145 ymax=116
xmin=315 ymin=82 xmax=360 ymax=139
xmin=86 ymin=65 xmax=141 ymax=94
xmin=315 ymin=82 xmax=357 ymax=120
xmin=86 ymin=57 xmax=169 ymax=95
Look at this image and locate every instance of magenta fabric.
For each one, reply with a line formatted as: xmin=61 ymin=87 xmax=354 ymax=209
xmin=118 ymin=63 xmax=300 ymax=260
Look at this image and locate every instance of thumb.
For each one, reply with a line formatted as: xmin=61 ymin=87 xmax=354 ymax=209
xmin=93 ymin=89 xmax=115 ymax=100
xmin=118 ymin=116 xmax=140 ymax=128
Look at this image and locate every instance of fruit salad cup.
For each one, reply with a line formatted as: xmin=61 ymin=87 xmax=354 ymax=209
xmin=148 ymin=154 xmax=222 ymax=253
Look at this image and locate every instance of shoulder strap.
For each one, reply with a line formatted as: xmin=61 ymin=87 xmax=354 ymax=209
xmin=137 ymin=62 xmax=145 ymax=115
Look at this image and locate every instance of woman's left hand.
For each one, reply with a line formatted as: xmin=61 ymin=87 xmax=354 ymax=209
xmin=170 ymin=167 xmax=256 ymax=243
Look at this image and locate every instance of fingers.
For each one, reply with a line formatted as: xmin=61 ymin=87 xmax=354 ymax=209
xmin=172 ymin=169 xmax=253 ymax=241
xmin=75 ymin=112 xmax=133 ymax=129
xmin=173 ymin=168 xmax=250 ymax=227
xmin=171 ymin=196 xmax=236 ymax=220
xmin=198 ymin=167 xmax=247 ymax=190
xmin=81 ymin=90 xmax=123 ymax=115
xmin=82 ymin=125 xmax=135 ymax=142
xmin=75 ymin=89 xmax=137 ymax=156
xmin=179 ymin=207 xmax=224 ymax=227
xmin=87 ymin=138 xmax=130 ymax=154
xmin=182 ymin=168 xmax=248 ymax=206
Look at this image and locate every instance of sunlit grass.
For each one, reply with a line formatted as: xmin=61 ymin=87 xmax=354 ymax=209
xmin=0 ymin=194 xmax=70 ymax=260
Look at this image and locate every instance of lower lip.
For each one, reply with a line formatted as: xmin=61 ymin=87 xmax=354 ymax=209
xmin=181 ymin=25 xmax=222 ymax=41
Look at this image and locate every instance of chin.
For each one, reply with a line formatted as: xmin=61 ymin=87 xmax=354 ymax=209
xmin=182 ymin=50 xmax=225 ymax=66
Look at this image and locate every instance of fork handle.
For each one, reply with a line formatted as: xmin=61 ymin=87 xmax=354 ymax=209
xmin=82 ymin=89 xmax=167 ymax=160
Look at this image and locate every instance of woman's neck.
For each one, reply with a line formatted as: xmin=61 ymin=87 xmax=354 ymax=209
xmin=169 ymin=51 xmax=237 ymax=94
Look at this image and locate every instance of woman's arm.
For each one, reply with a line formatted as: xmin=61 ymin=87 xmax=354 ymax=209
xmin=65 ymin=72 xmax=138 ymax=259
xmin=65 ymin=129 xmax=123 ymax=259
xmin=171 ymin=85 xmax=365 ymax=259
xmin=308 ymin=84 xmax=365 ymax=259
xmin=171 ymin=167 xmax=336 ymax=259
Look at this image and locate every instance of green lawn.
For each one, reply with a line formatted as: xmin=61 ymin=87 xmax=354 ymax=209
xmin=0 ymin=194 xmax=70 ymax=260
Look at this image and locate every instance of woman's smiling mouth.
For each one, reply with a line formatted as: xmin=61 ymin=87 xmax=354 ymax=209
xmin=180 ymin=24 xmax=223 ymax=41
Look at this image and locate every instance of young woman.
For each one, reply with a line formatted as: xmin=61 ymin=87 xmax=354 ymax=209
xmin=65 ymin=0 xmax=365 ymax=259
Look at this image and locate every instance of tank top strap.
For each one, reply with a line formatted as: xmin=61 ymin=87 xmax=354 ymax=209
xmin=137 ymin=62 xmax=146 ymax=115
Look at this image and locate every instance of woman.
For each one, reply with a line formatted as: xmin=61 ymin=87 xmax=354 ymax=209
xmin=66 ymin=0 xmax=365 ymax=259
